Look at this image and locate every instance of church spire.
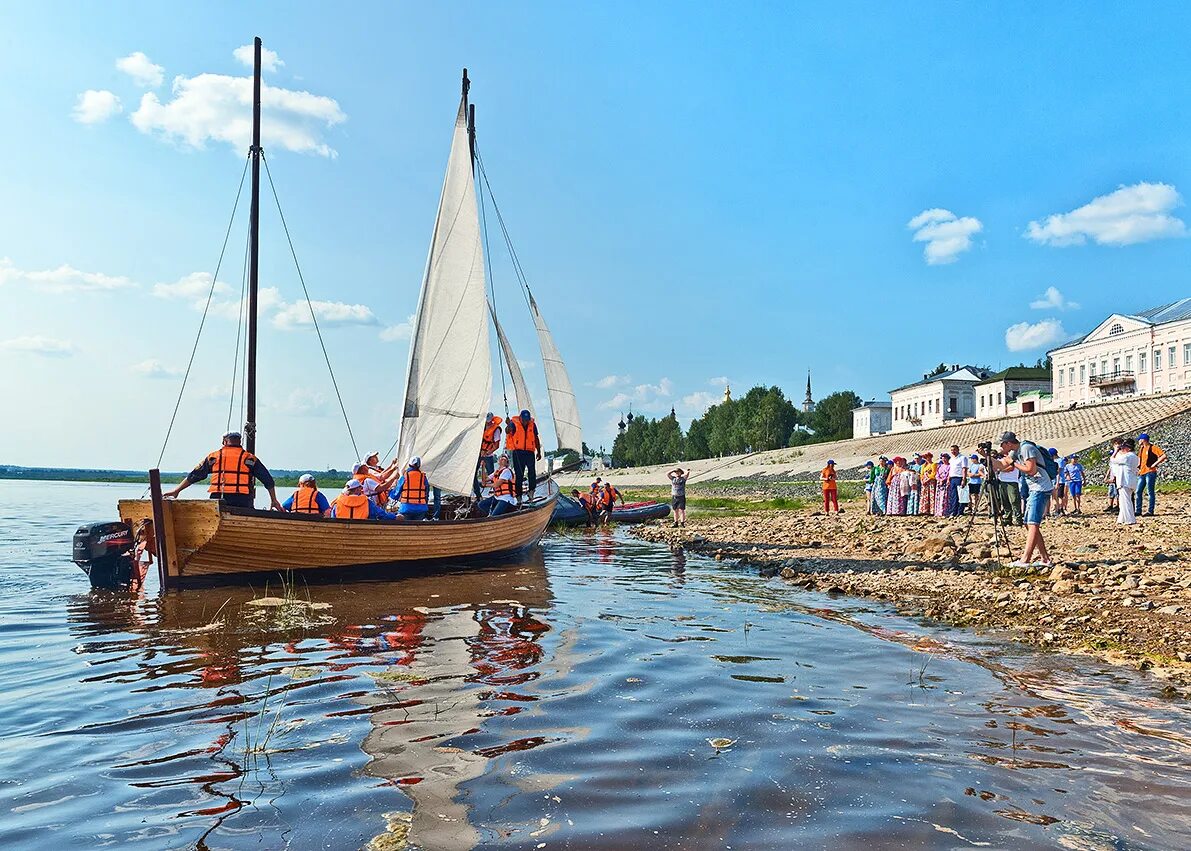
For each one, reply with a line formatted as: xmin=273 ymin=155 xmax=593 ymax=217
xmin=803 ymin=370 xmax=815 ymax=413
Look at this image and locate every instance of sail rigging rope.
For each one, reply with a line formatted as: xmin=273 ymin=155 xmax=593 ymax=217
xmin=261 ymin=152 xmax=361 ymax=461
xmin=475 ymin=151 xmax=536 ymax=309
xmin=150 ymin=154 xmax=251 ymax=473
xmin=226 ymin=227 xmax=252 ymax=432
xmin=476 ymin=163 xmax=511 ymax=418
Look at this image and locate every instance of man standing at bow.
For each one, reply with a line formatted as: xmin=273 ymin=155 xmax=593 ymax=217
xmin=505 ymin=409 xmax=542 ymax=502
xmin=164 ymin=431 xmax=283 ymax=511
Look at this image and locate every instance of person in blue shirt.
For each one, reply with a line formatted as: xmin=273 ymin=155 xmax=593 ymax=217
xmin=330 ymin=479 xmax=397 ymax=520
xmin=282 ymin=473 xmax=330 ymax=516
xmin=1064 ymin=455 xmax=1085 ymax=515
xmin=392 ymin=457 xmax=431 ymax=520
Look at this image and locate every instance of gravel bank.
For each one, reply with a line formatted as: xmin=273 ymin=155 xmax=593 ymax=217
xmin=634 ymin=494 xmax=1191 ymax=694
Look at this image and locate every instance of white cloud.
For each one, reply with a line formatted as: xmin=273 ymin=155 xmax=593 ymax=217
xmin=907 ymin=208 xmax=983 ymax=265
xmin=116 ymin=51 xmax=165 ymax=88
xmin=380 ymin=314 xmax=416 ymax=341
xmin=131 ymin=73 xmax=346 ymax=157
xmin=1 ymin=335 xmax=76 ymax=357
xmin=132 ymin=359 xmax=182 ymax=379
xmin=207 ymin=286 xmax=283 ymax=321
xmin=0 ymin=257 xmax=135 ymax=293
xmin=1025 ymin=182 xmax=1186 ymax=247
xmin=600 ymin=392 xmax=633 ymax=410
xmin=680 ymin=391 xmax=719 ymax=414
xmin=1029 ymin=286 xmax=1080 ymax=311
xmin=707 ymin=376 xmax=729 ymax=387
xmin=599 ymin=377 xmax=674 ymax=411
xmin=594 ymin=374 xmax=631 ymax=389
xmin=1005 ymin=319 xmax=1066 ymax=352
xmin=271 ymin=387 xmax=329 ymax=416
xmin=517 ymin=359 xmax=536 ymax=371
xmin=152 ymin=271 xmax=230 ymax=299
xmin=273 ymin=299 xmax=378 ymax=330
xmin=233 ymin=44 xmax=285 ymax=73
xmin=72 ymin=89 xmax=122 ymax=124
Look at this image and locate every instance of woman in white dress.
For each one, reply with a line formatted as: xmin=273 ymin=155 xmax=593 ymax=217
xmin=1113 ymin=438 xmax=1140 ymax=526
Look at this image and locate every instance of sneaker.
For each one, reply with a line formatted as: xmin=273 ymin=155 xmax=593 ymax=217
xmin=1035 ymin=559 xmax=1053 ymax=568
xmin=1009 ymin=559 xmax=1033 ymax=567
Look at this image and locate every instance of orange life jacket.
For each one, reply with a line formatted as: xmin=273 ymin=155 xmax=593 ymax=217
xmin=292 ymin=485 xmax=323 ymax=515
xmin=207 ymin=446 xmax=255 ymax=495
xmin=354 ymin=469 xmax=388 ymax=503
xmin=491 ymin=468 xmax=515 ymax=498
xmin=481 ymin=417 xmax=503 ymax=455
xmin=399 ymin=469 xmax=429 ymax=505
xmin=578 ymin=492 xmax=596 ymax=510
xmin=506 ymin=417 xmax=539 ymax=452
xmin=335 ymin=493 xmax=371 ymax=519
xmin=600 ymin=484 xmax=618 ymax=509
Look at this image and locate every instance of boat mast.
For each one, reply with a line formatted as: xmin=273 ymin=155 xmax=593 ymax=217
xmin=245 ymin=36 xmax=263 ymax=454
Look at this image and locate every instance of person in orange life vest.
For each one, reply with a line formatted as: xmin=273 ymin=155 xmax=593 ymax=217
xmin=164 ymin=431 xmax=283 ymax=511
xmin=478 ymin=453 xmax=518 ymax=517
xmin=393 ymin=456 xmax=432 ymax=519
xmin=282 ymin=473 xmax=330 ymax=516
xmin=505 ymin=409 xmax=542 ymax=502
xmin=571 ymin=489 xmax=598 ymax=527
xmin=331 ymin=478 xmax=397 ymax=520
xmin=597 ymin=481 xmax=623 ymax=525
xmin=474 ymin=412 xmax=504 ymax=497
xmin=357 ymin=451 xmax=399 ymax=503
xmin=821 ymin=460 xmax=839 ymax=514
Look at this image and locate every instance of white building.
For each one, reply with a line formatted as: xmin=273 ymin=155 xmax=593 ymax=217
xmin=889 ymin=365 xmax=991 ymax=433
xmin=851 ymin=400 xmax=892 ymax=438
xmin=975 ymin=367 xmax=1052 ymax=419
xmin=1049 ymin=299 xmax=1191 ymax=405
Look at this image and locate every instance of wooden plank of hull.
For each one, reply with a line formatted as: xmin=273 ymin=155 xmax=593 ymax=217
xmin=117 ymin=494 xmax=556 ymax=581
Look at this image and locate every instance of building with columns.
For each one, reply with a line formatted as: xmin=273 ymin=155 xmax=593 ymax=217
xmin=1049 ymin=299 xmax=1191 ymax=405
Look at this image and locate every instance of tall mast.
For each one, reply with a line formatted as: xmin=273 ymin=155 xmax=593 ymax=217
xmin=245 ymin=36 xmax=262 ymax=454
xmin=463 ymin=69 xmax=475 ymax=165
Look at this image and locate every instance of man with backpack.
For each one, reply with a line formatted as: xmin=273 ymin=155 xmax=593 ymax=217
xmin=1134 ymin=433 xmax=1167 ymax=517
xmin=996 ymin=431 xmax=1055 ymax=568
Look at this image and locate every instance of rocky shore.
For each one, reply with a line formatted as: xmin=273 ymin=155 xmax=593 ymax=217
xmin=634 ymin=493 xmax=1191 ymax=694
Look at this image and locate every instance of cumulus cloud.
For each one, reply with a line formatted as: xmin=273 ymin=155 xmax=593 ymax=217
xmin=152 ymin=271 xmax=229 ymax=299
xmin=72 ymin=89 xmax=122 ymax=124
xmin=1 ymin=335 xmax=76 ymax=357
xmin=599 ymin=377 xmax=674 ymax=411
xmin=1025 ymin=182 xmax=1186 ymax=247
xmin=1005 ymin=319 xmax=1066 ymax=352
xmin=271 ymin=387 xmax=329 ymax=416
xmin=0 ymin=257 xmax=135 ymax=293
xmin=594 ymin=374 xmax=631 ymax=389
xmin=132 ymin=359 xmax=182 ymax=379
xmin=206 ymin=286 xmax=283 ymax=321
xmin=600 ymin=392 xmax=633 ymax=410
xmin=273 ymin=299 xmax=378 ymax=330
xmin=680 ymin=391 xmax=719 ymax=414
xmin=131 ymin=72 xmax=346 ymax=157
xmin=233 ymin=43 xmax=285 ymax=73
xmin=380 ymin=314 xmax=416 ymax=342
xmin=907 ymin=208 xmax=983 ymax=265
xmin=1029 ymin=286 xmax=1080 ymax=311
xmin=707 ymin=376 xmax=729 ymax=387
xmin=116 ymin=51 xmax=164 ymax=87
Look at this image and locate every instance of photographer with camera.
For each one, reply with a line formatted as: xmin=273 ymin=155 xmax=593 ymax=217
xmin=995 ymin=431 xmax=1054 ymax=567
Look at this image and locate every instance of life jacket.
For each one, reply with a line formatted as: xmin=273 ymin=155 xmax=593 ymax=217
xmin=399 ymin=469 xmax=429 ymax=506
xmin=481 ymin=417 xmax=503 ymax=455
xmin=335 ymin=493 xmax=371 ymax=519
xmin=354 ymin=469 xmax=388 ymax=504
xmin=590 ymin=482 xmax=602 ymax=493
xmin=506 ymin=417 xmax=539 ymax=452
xmin=578 ymin=492 xmax=596 ymax=510
xmin=599 ymin=484 xmax=618 ymax=508
xmin=491 ymin=469 xmax=515 ymax=498
xmin=291 ymin=486 xmax=322 ymax=515
xmin=207 ymin=446 xmax=255 ymax=495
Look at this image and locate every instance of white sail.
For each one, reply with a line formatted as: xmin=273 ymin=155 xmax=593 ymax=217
xmin=397 ymin=93 xmax=491 ymax=495
xmin=489 ymin=301 xmax=535 ymax=416
xmin=527 ymin=291 xmax=583 ymax=453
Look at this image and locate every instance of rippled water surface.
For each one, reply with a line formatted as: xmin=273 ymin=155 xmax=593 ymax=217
xmin=1 ymin=480 xmax=1189 ymax=849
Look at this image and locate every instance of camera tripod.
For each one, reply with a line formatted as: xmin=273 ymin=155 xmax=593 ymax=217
xmin=959 ymin=448 xmax=1016 ymax=562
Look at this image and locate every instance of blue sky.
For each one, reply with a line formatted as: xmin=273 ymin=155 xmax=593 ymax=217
xmin=4 ymin=3 xmax=1191 ymax=469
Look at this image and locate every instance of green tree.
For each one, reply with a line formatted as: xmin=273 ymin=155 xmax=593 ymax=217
xmin=808 ymin=390 xmax=863 ymax=441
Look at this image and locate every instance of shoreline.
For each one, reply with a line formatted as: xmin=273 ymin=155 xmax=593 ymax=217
xmin=632 ymin=495 xmax=1191 ymax=695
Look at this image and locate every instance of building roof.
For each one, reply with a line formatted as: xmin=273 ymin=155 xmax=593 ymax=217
xmin=1049 ymin=297 xmax=1191 ymax=353
xmin=889 ymin=365 xmax=991 ymax=395
xmin=974 ymin=366 xmax=1051 ymax=386
xmin=852 ymin=399 xmax=892 ymax=411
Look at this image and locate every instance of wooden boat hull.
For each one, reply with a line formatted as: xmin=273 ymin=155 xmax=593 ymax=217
xmin=117 ymin=488 xmax=557 ymax=586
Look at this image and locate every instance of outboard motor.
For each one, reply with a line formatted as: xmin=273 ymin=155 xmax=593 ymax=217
xmin=72 ymin=521 xmax=134 ymax=589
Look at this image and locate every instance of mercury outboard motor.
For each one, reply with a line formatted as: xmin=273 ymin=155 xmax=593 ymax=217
xmin=72 ymin=521 xmax=134 ymax=589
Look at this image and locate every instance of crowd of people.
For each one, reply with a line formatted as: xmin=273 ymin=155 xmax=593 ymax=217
xmin=817 ymin=431 xmax=1170 ymax=567
xmin=165 ymin=408 xmax=551 ymax=522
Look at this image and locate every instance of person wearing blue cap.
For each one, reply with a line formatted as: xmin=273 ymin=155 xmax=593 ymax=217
xmin=505 ymin=409 xmax=542 ymax=502
xmin=820 ymin=460 xmax=839 ymax=513
xmin=1049 ymin=449 xmax=1065 ymax=517
xmin=1135 ymin=433 xmax=1166 ymax=516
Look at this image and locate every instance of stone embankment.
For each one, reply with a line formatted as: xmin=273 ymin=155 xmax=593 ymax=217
xmin=635 ymin=496 xmax=1191 ymax=693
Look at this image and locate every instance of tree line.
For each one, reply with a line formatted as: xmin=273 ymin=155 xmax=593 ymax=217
xmin=611 ymin=385 xmax=862 ymax=467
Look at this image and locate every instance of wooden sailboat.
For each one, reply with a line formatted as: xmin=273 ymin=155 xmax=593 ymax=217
xmin=112 ymin=39 xmax=563 ymax=588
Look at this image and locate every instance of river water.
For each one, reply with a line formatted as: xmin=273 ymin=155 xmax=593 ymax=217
xmin=0 ymin=480 xmax=1188 ymax=850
